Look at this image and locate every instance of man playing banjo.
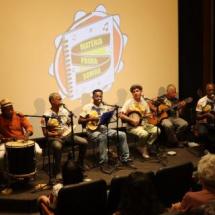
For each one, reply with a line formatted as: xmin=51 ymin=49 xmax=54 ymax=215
xmin=120 ymin=84 xmax=160 ymax=159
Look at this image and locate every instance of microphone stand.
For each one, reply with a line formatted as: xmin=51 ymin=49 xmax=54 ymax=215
xmin=23 ymin=115 xmax=55 ymax=192
xmin=61 ymin=104 xmax=76 ymax=160
xmin=102 ymin=103 xmax=122 ymax=174
xmin=146 ymin=100 xmax=168 ymax=167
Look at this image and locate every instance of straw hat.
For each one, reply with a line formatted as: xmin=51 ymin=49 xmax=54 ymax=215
xmin=0 ymin=99 xmax=13 ymax=109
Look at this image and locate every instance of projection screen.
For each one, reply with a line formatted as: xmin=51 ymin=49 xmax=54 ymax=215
xmin=0 ymin=0 xmax=178 ymax=137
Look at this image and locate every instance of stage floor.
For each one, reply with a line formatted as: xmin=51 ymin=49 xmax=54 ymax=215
xmin=0 ymin=145 xmax=200 ymax=214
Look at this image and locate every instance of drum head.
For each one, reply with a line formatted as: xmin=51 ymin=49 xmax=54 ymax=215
xmin=6 ymin=140 xmax=35 ymax=148
xmin=6 ymin=140 xmax=36 ymax=177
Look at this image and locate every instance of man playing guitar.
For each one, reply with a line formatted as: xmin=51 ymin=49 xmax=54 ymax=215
xmin=120 ymin=84 xmax=160 ymax=159
xmin=156 ymin=84 xmax=189 ymax=147
xmin=196 ymin=83 xmax=215 ymax=151
xmin=78 ymin=89 xmax=134 ymax=173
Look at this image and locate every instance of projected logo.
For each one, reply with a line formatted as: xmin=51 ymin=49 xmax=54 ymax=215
xmin=49 ymin=5 xmax=128 ymax=100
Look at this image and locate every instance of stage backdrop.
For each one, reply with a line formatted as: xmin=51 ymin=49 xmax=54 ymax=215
xmin=0 ymin=0 xmax=178 ymax=137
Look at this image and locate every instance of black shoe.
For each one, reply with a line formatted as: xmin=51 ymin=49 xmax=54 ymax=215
xmin=79 ymin=163 xmax=90 ymax=171
xmin=148 ymin=145 xmax=158 ymax=156
xmin=121 ymin=159 xmax=137 ymax=169
xmin=77 ymin=159 xmax=90 ymax=171
xmin=177 ymin=141 xmax=187 ymax=148
xmin=99 ymin=163 xmax=114 ymax=174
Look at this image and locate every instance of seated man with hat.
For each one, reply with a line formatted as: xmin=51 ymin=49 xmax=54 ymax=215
xmin=0 ymin=99 xmax=42 ymax=183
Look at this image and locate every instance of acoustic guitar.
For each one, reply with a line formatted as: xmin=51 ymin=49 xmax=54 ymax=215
xmin=85 ymin=110 xmax=100 ymax=131
xmin=202 ymin=102 xmax=215 ymax=124
xmin=148 ymin=97 xmax=193 ymax=125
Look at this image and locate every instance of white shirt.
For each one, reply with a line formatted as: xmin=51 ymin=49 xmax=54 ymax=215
xmin=80 ymin=103 xmax=109 ymax=118
xmin=196 ymin=96 xmax=215 ymax=123
xmin=121 ymin=97 xmax=151 ymax=127
xmin=41 ymin=106 xmax=71 ymax=137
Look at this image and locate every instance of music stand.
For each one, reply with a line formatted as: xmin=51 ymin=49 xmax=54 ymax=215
xmin=99 ymin=110 xmax=115 ymax=126
xmin=99 ymin=110 xmax=122 ymax=174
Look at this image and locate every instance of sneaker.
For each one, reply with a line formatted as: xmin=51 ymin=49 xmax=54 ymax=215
xmin=188 ymin=142 xmax=200 ymax=148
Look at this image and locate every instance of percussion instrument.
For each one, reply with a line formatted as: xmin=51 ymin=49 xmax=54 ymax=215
xmin=5 ymin=140 xmax=36 ymax=178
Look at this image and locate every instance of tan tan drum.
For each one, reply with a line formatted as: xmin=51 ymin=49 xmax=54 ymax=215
xmin=5 ymin=140 xmax=36 ymax=178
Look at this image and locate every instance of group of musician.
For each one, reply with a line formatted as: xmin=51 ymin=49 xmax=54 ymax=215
xmin=0 ymin=83 xmax=215 ymax=182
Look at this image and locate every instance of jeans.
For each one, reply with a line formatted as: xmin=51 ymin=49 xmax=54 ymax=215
xmin=87 ymin=125 xmax=129 ymax=164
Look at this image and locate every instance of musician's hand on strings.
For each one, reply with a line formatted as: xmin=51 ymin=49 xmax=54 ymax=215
xmin=178 ymin=101 xmax=186 ymax=109
xmin=130 ymin=119 xmax=140 ymax=127
xmin=88 ymin=115 xmax=99 ymax=122
xmin=49 ymin=130 xmax=62 ymax=138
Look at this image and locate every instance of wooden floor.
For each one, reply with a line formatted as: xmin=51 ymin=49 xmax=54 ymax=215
xmin=0 ymin=143 xmax=201 ymax=214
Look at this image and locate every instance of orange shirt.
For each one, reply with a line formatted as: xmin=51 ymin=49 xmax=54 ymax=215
xmin=0 ymin=112 xmax=33 ymax=139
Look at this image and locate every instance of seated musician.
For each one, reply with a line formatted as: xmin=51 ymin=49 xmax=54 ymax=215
xmin=41 ymin=93 xmax=88 ymax=180
xmin=195 ymin=83 xmax=215 ymax=151
xmin=120 ymin=84 xmax=160 ymax=159
xmin=78 ymin=89 xmax=134 ymax=173
xmin=156 ymin=84 xmax=189 ymax=147
xmin=0 ymin=99 xmax=42 ymax=181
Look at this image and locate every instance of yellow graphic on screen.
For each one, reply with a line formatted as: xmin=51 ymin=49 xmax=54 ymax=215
xmin=49 ymin=5 xmax=127 ymax=100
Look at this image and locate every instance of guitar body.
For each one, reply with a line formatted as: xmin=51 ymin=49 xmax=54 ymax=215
xmin=147 ymin=113 xmax=159 ymax=125
xmin=157 ymin=104 xmax=169 ymax=122
xmin=202 ymin=102 xmax=215 ymax=124
xmin=86 ymin=111 xmax=99 ymax=131
xmin=147 ymin=105 xmax=168 ymax=125
xmin=148 ymin=97 xmax=193 ymax=125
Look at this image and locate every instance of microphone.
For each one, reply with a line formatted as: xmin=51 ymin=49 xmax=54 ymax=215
xmin=42 ymin=114 xmax=58 ymax=119
xmin=157 ymin=94 xmax=165 ymax=99
xmin=61 ymin=103 xmax=77 ymax=118
xmin=211 ymin=94 xmax=215 ymax=101
xmin=102 ymin=101 xmax=121 ymax=108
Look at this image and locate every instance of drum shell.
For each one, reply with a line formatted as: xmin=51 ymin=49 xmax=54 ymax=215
xmin=5 ymin=141 xmax=36 ymax=178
